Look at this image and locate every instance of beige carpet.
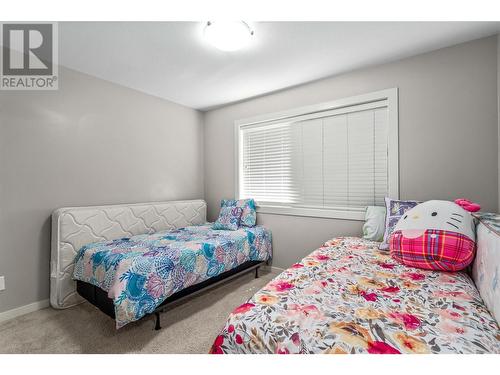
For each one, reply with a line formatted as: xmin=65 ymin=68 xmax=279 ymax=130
xmin=0 ymin=268 xmax=278 ymax=354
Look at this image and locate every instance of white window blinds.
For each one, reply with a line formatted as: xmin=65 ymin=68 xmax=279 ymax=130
xmin=241 ymin=122 xmax=299 ymax=204
xmin=239 ymin=99 xmax=391 ymax=212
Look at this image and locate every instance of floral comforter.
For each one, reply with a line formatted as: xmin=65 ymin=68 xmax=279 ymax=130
xmin=211 ymin=237 xmax=500 ymax=354
xmin=73 ymin=224 xmax=272 ymax=328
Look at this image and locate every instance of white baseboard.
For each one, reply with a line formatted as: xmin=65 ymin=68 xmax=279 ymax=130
xmin=262 ymin=265 xmax=285 ymax=273
xmin=0 ymin=299 xmax=49 ymax=324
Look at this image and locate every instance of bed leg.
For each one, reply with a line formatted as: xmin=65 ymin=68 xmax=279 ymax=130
xmin=255 ymin=266 xmax=259 ymax=279
xmin=154 ymin=312 xmax=162 ymax=331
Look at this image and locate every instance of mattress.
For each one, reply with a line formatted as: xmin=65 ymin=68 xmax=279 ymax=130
xmin=73 ymin=224 xmax=272 ymax=328
xmin=211 ymin=237 xmax=500 ymax=354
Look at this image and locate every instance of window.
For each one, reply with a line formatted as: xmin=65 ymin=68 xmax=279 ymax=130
xmin=235 ymin=88 xmax=399 ymax=220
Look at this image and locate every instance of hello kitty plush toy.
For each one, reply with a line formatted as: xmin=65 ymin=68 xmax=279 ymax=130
xmin=389 ymin=199 xmax=480 ymax=271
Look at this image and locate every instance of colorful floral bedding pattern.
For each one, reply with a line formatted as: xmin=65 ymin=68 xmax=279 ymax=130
xmin=211 ymin=237 xmax=500 ymax=354
xmin=73 ymin=224 xmax=272 ymax=328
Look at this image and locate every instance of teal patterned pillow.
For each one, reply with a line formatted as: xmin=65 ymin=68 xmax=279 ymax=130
xmin=213 ymin=206 xmax=243 ymax=231
xmin=221 ymin=199 xmax=256 ymax=227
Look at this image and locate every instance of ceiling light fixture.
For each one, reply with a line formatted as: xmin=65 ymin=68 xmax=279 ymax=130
xmin=203 ymin=21 xmax=254 ymax=52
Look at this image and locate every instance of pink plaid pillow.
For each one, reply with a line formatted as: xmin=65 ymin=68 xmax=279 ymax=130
xmin=390 ymin=229 xmax=475 ymax=271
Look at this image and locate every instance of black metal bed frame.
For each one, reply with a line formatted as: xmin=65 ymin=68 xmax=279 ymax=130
xmin=76 ymin=260 xmax=264 ymax=330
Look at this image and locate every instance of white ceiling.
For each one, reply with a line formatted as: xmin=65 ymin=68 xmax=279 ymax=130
xmin=59 ymin=22 xmax=500 ymax=110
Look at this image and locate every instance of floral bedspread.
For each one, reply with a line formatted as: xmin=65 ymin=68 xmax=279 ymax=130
xmin=73 ymin=224 xmax=272 ymax=328
xmin=211 ymin=237 xmax=500 ymax=354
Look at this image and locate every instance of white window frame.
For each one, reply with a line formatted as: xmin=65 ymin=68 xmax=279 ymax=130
xmin=234 ymin=88 xmax=399 ymax=221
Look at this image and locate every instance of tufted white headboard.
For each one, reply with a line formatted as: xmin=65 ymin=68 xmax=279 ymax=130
xmin=50 ymin=199 xmax=207 ymax=309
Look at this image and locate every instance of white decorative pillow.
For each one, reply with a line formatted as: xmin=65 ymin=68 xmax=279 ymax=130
xmin=362 ymin=206 xmax=386 ymax=242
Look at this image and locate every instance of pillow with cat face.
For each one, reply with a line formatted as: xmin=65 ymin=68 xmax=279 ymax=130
xmin=389 ymin=200 xmax=476 ymax=271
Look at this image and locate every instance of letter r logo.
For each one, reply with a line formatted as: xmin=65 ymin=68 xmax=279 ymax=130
xmin=2 ymin=23 xmax=53 ymax=76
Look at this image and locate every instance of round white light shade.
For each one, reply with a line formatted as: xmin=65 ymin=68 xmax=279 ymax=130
xmin=203 ymin=21 xmax=254 ymax=51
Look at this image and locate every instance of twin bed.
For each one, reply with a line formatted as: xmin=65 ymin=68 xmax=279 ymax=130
xmin=50 ymin=200 xmax=272 ymax=329
xmin=50 ymin=199 xmax=500 ymax=353
xmin=210 ymin=236 xmax=500 ymax=354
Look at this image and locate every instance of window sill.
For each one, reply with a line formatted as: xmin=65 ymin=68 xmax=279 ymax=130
xmin=255 ymin=205 xmax=365 ymax=221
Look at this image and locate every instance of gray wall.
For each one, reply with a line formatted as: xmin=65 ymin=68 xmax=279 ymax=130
xmin=0 ymin=67 xmax=204 ymax=313
xmin=204 ymin=36 xmax=499 ymax=269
